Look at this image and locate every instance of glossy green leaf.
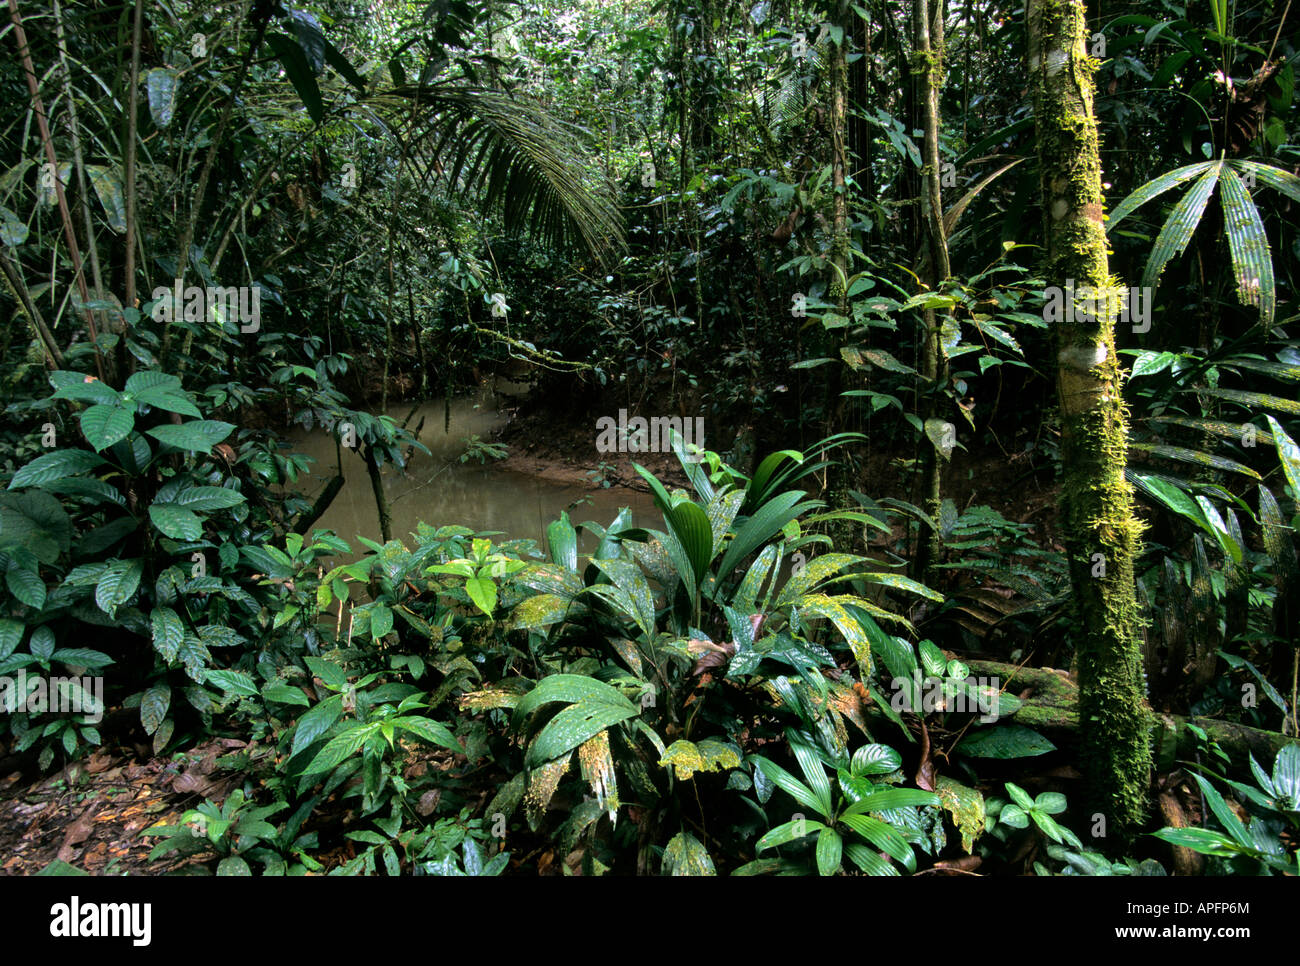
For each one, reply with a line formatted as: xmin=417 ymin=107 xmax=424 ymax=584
xmin=80 ymin=405 xmax=134 ymax=452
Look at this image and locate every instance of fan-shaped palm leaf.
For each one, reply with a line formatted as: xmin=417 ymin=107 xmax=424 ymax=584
xmin=372 ymin=83 xmax=625 ymax=266
xmin=1217 ymin=165 xmax=1274 ymax=326
xmin=1108 ymin=159 xmax=1300 ymax=328
xmin=1142 ymin=161 xmax=1220 ymax=292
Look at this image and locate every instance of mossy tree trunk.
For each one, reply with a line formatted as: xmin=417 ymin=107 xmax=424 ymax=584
xmin=1026 ymin=0 xmax=1152 ymax=836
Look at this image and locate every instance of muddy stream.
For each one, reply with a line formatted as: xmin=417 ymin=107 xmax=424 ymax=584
xmin=286 ymin=387 xmax=658 ymax=560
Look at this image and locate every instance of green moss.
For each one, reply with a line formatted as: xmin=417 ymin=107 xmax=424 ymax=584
xmin=1028 ymin=0 xmax=1153 ymax=839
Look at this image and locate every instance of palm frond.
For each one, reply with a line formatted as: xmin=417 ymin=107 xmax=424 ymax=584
xmin=1142 ymin=161 xmax=1220 ymax=291
xmin=1129 ymin=442 xmax=1262 ymax=479
xmin=1234 ymin=160 xmax=1300 ymax=205
xmin=943 ymin=157 xmax=1026 ymax=236
xmin=1107 ymin=161 xmax=1214 ymax=229
xmin=373 ymin=83 xmax=625 ymax=266
xmin=1218 ymin=165 xmax=1275 ymax=326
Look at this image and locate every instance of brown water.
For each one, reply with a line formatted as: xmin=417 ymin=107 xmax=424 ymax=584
xmin=286 ymin=389 xmax=659 ymax=559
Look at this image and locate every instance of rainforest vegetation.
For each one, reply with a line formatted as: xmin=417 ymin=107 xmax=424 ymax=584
xmin=0 ymin=0 xmax=1297 ymax=878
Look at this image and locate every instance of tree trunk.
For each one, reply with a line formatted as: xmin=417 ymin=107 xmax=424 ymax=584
xmin=1027 ymin=0 xmax=1152 ymax=836
xmin=912 ymin=0 xmax=950 ymax=583
xmin=363 ymin=445 xmax=393 ymax=543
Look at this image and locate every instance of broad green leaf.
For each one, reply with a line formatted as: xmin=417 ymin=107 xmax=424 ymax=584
xmin=1131 ymin=442 xmax=1261 ymax=480
xmin=174 ymin=486 xmax=245 ymax=512
xmin=266 ymin=32 xmax=325 ymax=123
xmin=6 ymin=567 xmax=45 ymax=609
xmin=664 ymin=499 xmax=713 ymax=587
xmin=370 ymin=603 xmax=394 ymax=638
xmin=149 ymin=504 xmax=203 ymax=541
xmin=815 ymin=827 xmax=843 ymax=876
xmin=204 ymin=669 xmax=258 ymax=697
xmin=140 ymin=684 xmax=170 ymax=735
xmin=755 ymin=817 xmax=826 ymax=852
xmin=844 ymin=842 xmax=898 ymax=875
xmin=789 ymin=733 xmax=834 ymax=818
xmin=303 ymin=724 xmax=377 ymax=776
xmin=840 ymin=813 xmax=912 ymax=863
xmin=1233 ymin=160 xmax=1300 ymax=205
xmin=512 ymin=673 xmax=637 ymax=726
xmin=508 ymin=593 xmax=577 ymax=631
xmin=9 ymin=450 xmax=106 ymax=489
xmin=1266 ymin=416 xmax=1300 ymax=500
xmin=151 ymin=608 xmax=184 ymax=661
xmin=776 ymin=553 xmax=867 ymax=607
xmin=391 ymin=716 xmax=461 ymax=752
xmin=146 ymin=421 xmax=235 ymax=454
xmin=95 ymin=559 xmax=142 ymax=613
xmin=464 ymin=576 xmax=497 ymax=616
xmin=851 ymin=743 xmax=903 ymax=776
xmin=662 ymin=831 xmax=717 ymax=875
xmin=0 ymin=620 xmax=22 ymax=660
xmin=291 ymin=693 xmax=344 ymax=757
xmin=842 ymin=787 xmax=940 ymax=813
xmin=1271 ymin=745 xmax=1300 ymax=810
xmin=145 ymin=68 xmax=180 ymax=127
xmin=753 ymin=755 xmax=826 ymax=817
xmin=49 ymin=371 xmax=119 ymax=406
xmin=1190 ymin=773 xmax=1252 ymax=849
xmin=1150 ymin=826 xmax=1247 ymax=857
xmin=546 ymin=512 xmax=578 ymax=572
xmin=956 ymin=725 xmax=1055 ymax=758
xmin=80 ymin=405 xmax=134 ymax=452
xmin=85 ymin=165 xmax=126 ymax=232
xmin=526 ymin=693 xmax=638 ymax=767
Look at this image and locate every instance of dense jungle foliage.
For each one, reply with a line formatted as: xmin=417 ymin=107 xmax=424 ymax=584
xmin=0 ymin=0 xmax=1297 ymax=879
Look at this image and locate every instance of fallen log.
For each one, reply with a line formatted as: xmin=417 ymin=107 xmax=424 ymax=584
xmin=964 ymin=659 xmax=1295 ymax=769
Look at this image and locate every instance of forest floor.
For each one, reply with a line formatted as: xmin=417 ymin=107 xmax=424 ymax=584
xmin=0 ymin=381 xmax=1070 ymax=876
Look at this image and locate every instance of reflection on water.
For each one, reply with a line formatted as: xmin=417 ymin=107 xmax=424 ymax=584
xmin=285 ymin=389 xmax=659 ymax=559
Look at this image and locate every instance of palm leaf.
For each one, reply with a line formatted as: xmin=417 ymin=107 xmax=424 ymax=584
xmin=1217 ymin=165 xmax=1275 ymax=326
xmin=943 ymin=157 xmax=1026 ymax=236
xmin=1193 ymin=387 xmax=1300 ymax=416
xmin=1129 ymin=442 xmax=1262 ymax=479
xmin=1233 ymin=161 xmax=1300 ymax=205
xmin=1146 ymin=415 xmax=1274 ymax=446
xmin=379 ymin=84 xmax=625 ymax=265
xmin=1106 ymin=161 xmax=1214 ymax=230
xmin=1141 ymin=162 xmax=1221 ymax=291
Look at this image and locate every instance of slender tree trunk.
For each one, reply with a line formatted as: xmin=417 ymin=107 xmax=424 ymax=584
xmin=363 ymin=444 xmax=393 ymax=543
xmin=829 ymin=0 xmax=850 ymax=318
xmin=1027 ymin=0 xmax=1151 ymax=836
xmin=822 ymin=1 xmax=860 ymax=548
xmin=912 ymin=0 xmax=950 ymax=582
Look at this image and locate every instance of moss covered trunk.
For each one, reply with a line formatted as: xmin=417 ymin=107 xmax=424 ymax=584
xmin=1026 ymin=0 xmax=1152 ymax=835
